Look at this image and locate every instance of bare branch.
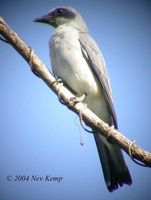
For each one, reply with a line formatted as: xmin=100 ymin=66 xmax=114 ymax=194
xmin=0 ymin=16 xmax=151 ymax=167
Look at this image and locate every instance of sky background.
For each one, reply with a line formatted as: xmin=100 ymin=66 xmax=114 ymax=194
xmin=0 ymin=0 xmax=151 ymax=200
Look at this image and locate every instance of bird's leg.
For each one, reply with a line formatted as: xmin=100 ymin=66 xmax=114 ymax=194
xmin=52 ymin=77 xmax=71 ymax=105
xmin=70 ymin=93 xmax=87 ymax=103
xmin=53 ymin=77 xmax=66 ymax=105
xmin=55 ymin=77 xmax=63 ymax=84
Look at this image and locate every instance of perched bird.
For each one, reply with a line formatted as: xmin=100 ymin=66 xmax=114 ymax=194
xmin=34 ymin=6 xmax=132 ymax=191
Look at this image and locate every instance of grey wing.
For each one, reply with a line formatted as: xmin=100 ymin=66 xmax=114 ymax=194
xmin=79 ymin=32 xmax=118 ymax=129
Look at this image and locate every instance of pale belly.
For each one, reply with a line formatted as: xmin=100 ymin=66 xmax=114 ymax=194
xmin=49 ymin=27 xmax=110 ymax=123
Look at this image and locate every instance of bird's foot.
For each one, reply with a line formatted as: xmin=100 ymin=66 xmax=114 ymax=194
xmin=54 ymin=77 xmax=66 ymax=105
xmin=70 ymin=93 xmax=87 ymax=104
xmin=55 ymin=77 xmax=63 ymax=84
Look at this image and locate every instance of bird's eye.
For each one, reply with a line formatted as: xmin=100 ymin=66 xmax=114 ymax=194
xmin=57 ymin=8 xmax=65 ymax=15
xmin=51 ymin=7 xmax=75 ymax=19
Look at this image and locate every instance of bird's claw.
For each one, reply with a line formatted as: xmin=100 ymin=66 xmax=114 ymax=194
xmin=54 ymin=77 xmax=66 ymax=105
xmin=70 ymin=93 xmax=87 ymax=104
xmin=55 ymin=77 xmax=63 ymax=84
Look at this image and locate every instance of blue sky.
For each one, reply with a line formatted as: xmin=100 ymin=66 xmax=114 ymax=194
xmin=0 ymin=0 xmax=151 ymax=200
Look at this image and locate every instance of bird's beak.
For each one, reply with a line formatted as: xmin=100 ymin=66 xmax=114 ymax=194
xmin=34 ymin=14 xmax=50 ymax=24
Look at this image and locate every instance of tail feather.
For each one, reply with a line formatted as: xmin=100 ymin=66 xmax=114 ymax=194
xmin=94 ymin=132 xmax=132 ymax=192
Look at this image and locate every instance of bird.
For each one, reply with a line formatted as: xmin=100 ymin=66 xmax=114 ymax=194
xmin=34 ymin=6 xmax=132 ymax=191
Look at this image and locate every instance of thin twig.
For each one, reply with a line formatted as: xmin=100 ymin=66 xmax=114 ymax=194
xmin=0 ymin=36 xmax=9 ymax=43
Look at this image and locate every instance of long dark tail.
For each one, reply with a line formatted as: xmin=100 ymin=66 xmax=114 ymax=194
xmin=94 ymin=132 xmax=132 ymax=192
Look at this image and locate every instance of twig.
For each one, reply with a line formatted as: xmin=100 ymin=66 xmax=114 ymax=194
xmin=0 ymin=16 xmax=151 ymax=167
xmin=0 ymin=35 xmax=9 ymax=43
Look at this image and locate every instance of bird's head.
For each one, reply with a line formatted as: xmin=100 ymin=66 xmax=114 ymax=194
xmin=34 ymin=6 xmax=88 ymax=32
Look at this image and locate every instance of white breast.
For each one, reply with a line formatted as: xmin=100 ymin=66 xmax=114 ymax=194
xmin=49 ymin=26 xmax=100 ymax=96
xmin=49 ymin=25 xmax=109 ymax=122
